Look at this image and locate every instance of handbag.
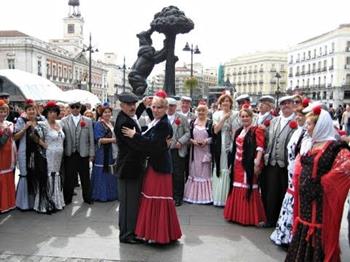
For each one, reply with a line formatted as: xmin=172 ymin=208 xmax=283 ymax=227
xmin=108 ymin=161 xmax=119 ymax=176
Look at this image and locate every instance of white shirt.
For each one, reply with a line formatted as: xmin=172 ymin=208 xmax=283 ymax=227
xmin=168 ymin=114 xmax=175 ymax=125
xmin=72 ymin=114 xmax=81 ymax=127
xmin=280 ymin=113 xmax=295 ymax=130
xmin=142 ymin=119 xmax=160 ymax=135
xmin=257 ymin=112 xmax=270 ymax=125
xmin=131 ymin=115 xmax=141 ymax=130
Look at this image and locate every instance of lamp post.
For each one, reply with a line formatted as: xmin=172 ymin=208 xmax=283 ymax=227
xmin=116 ymin=57 xmax=128 ymax=93
xmin=83 ymin=33 xmax=98 ymax=93
xmin=183 ymin=42 xmax=201 ymax=98
xmin=275 ymin=72 xmax=281 ymax=108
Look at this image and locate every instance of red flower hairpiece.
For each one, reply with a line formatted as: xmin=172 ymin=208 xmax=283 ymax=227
xmin=302 ymin=98 xmax=310 ymax=108
xmin=80 ymin=120 xmax=86 ymax=127
xmin=242 ymin=104 xmax=250 ymax=110
xmin=154 ymin=90 xmax=167 ymax=99
xmin=46 ymin=101 xmax=57 ymax=108
xmin=312 ymin=105 xmax=322 ymax=115
xmin=263 ymin=119 xmax=271 ymax=127
xmin=174 ymin=118 xmax=181 ymax=126
xmin=25 ymin=99 xmax=34 ymax=105
xmin=0 ymin=99 xmax=5 ymax=107
xmin=289 ymin=120 xmax=298 ymax=129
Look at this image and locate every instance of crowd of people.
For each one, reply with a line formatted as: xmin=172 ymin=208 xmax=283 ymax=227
xmin=0 ymin=89 xmax=350 ymax=260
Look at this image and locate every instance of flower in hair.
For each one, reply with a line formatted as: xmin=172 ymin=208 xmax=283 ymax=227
xmin=46 ymin=101 xmax=57 ymax=108
xmin=312 ymin=105 xmax=322 ymax=115
xmin=263 ymin=119 xmax=271 ymax=127
xmin=302 ymin=98 xmax=310 ymax=108
xmin=242 ymin=103 xmax=250 ymax=110
xmin=174 ymin=118 xmax=181 ymax=126
xmin=289 ymin=120 xmax=298 ymax=129
xmin=154 ymin=90 xmax=167 ymax=99
xmin=25 ymin=99 xmax=34 ymax=105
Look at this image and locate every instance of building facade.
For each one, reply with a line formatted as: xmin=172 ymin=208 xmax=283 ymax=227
xmin=224 ymin=51 xmax=288 ymax=103
xmin=288 ymin=24 xmax=350 ymax=106
xmin=0 ymin=2 xmax=108 ymax=102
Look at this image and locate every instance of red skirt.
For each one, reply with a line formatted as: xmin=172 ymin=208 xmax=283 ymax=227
xmin=224 ymin=187 xmax=266 ymax=226
xmin=135 ymin=166 xmax=182 ymax=244
xmin=0 ymin=171 xmax=16 ymax=213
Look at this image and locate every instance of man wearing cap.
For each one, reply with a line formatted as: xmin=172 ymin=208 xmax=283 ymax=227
xmin=261 ymin=95 xmax=296 ymax=227
xmin=61 ymin=101 xmax=95 ymax=205
xmin=256 ymin=95 xmax=275 ymax=126
xmin=235 ymin=94 xmax=251 ymax=110
xmin=167 ymin=97 xmax=190 ymax=206
xmin=180 ymin=96 xmax=196 ymax=123
xmin=114 ymin=92 xmax=149 ymax=244
xmin=0 ymin=92 xmax=19 ymax=124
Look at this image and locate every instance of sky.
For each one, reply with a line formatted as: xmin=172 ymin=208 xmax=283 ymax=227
xmin=1 ymin=0 xmax=350 ymax=72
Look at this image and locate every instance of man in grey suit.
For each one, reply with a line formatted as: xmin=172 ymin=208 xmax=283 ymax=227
xmin=261 ymin=96 xmax=296 ymax=227
xmin=167 ymin=98 xmax=190 ymax=206
xmin=61 ymin=101 xmax=95 ymax=205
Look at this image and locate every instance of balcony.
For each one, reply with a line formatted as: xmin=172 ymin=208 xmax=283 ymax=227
xmin=253 ymin=80 xmax=257 ymax=85
xmin=248 ymin=70 xmax=252 ymax=74
xmin=305 ymin=70 xmax=310 ymax=75
xmin=295 ymin=72 xmax=300 ymax=76
xmin=320 ymin=84 xmax=326 ymax=89
xmin=345 ymin=64 xmax=350 ymax=69
xmin=311 ymin=69 xmax=316 ymax=74
xmin=259 ymin=69 xmax=264 ymax=73
xmin=248 ymin=81 xmax=252 ymax=85
xmin=317 ymin=68 xmax=321 ymax=73
xmin=296 ymin=59 xmax=300 ymax=63
xmin=270 ymin=80 xmax=277 ymax=85
xmin=242 ymin=71 xmax=247 ymax=75
xmin=342 ymin=84 xmax=350 ymax=89
xmin=253 ymin=70 xmax=258 ymax=74
xmin=270 ymin=68 xmax=276 ymax=72
xmin=300 ymin=71 xmax=305 ymax=75
xmin=238 ymin=71 xmax=242 ymax=75
xmin=289 ymin=60 xmax=293 ymax=64
xmin=259 ymin=80 xmax=264 ymax=84
xmin=345 ymin=47 xmax=350 ymax=52
xmin=288 ymin=73 xmax=293 ymax=77
xmin=232 ymin=72 xmax=237 ymax=76
xmin=329 ymin=65 xmax=334 ymax=70
xmin=322 ymin=67 xmax=327 ymax=72
xmin=327 ymin=84 xmax=332 ymax=88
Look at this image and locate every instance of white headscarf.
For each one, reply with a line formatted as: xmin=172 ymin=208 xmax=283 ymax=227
xmin=300 ymin=108 xmax=337 ymax=155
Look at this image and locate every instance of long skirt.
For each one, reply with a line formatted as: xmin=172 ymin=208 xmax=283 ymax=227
xmin=135 ymin=166 xmax=182 ymax=244
xmin=0 ymin=171 xmax=16 ymax=213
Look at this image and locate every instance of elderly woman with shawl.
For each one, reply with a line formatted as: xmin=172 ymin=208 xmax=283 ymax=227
xmin=286 ymin=104 xmax=350 ymax=262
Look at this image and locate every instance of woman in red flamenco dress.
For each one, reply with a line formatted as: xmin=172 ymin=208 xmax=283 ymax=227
xmin=0 ymin=100 xmax=16 ymax=213
xmin=224 ymin=107 xmax=266 ymax=226
xmin=122 ymin=91 xmax=181 ymax=244
xmin=286 ymin=105 xmax=350 ymax=262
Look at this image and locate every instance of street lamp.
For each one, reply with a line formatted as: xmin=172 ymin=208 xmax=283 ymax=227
xmin=116 ymin=57 xmax=127 ymax=93
xmin=183 ymin=42 xmax=201 ymax=98
xmin=83 ymin=33 xmax=98 ymax=93
xmin=275 ymin=72 xmax=281 ymax=108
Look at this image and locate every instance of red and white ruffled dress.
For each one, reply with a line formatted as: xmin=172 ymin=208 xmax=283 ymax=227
xmin=135 ymin=166 xmax=182 ymax=244
xmin=224 ymin=127 xmax=266 ymax=226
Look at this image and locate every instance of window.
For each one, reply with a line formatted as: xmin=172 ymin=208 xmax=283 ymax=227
xmin=331 ymin=42 xmax=335 ymax=53
xmin=308 ymin=51 xmax=311 ymax=59
xmin=346 ymin=57 xmax=350 ymax=65
xmin=290 ymin=55 xmax=293 ymax=63
xmin=7 ymin=59 xmax=15 ymax=69
xmin=303 ymin=52 xmax=305 ymax=60
xmin=313 ymin=49 xmax=316 ymax=58
xmin=37 ymin=60 xmax=42 ymax=76
xmin=68 ymin=24 xmax=75 ymax=34
xmin=319 ymin=47 xmax=322 ymax=56
xmin=325 ymin=45 xmax=328 ymax=55
xmin=47 ymin=62 xmax=50 ymax=76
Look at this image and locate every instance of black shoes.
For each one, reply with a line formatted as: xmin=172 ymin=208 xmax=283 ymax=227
xmin=120 ymin=237 xmax=144 ymax=244
xmin=175 ymin=200 xmax=183 ymax=207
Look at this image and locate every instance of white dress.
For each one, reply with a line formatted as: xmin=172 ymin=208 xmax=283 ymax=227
xmin=212 ymin=110 xmax=240 ymax=206
xmin=270 ymin=126 xmax=305 ymax=245
xmin=34 ymin=121 xmax=65 ymax=213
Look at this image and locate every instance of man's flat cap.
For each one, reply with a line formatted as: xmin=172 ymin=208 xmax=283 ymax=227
xmin=119 ymin=92 xmax=139 ymax=103
xmin=0 ymin=92 xmax=10 ymax=98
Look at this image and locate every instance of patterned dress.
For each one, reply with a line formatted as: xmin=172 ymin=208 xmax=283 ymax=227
xmin=0 ymin=120 xmax=16 ymax=213
xmin=34 ymin=121 xmax=65 ymax=213
xmin=183 ymin=121 xmax=212 ymax=204
xmin=286 ymin=141 xmax=350 ymax=261
xmin=212 ymin=110 xmax=240 ymax=206
xmin=270 ymin=126 xmax=305 ymax=245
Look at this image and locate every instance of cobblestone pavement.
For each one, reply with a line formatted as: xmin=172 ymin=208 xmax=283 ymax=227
xmin=0 ymin=189 xmax=349 ymax=262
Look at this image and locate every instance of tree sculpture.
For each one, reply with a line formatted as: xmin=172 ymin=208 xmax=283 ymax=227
xmin=150 ymin=6 xmax=194 ymax=96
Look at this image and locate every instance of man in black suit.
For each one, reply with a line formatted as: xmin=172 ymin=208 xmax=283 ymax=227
xmin=114 ymin=92 xmax=148 ymax=244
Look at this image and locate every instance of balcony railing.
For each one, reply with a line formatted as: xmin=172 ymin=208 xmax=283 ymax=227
xmin=345 ymin=64 xmax=350 ymax=69
xmin=253 ymin=70 xmax=258 ymax=74
xmin=270 ymin=69 xmax=276 ymax=72
xmin=259 ymin=69 xmax=264 ymax=73
xmin=295 ymin=72 xmax=300 ymax=76
xmin=329 ymin=65 xmax=334 ymax=70
xmin=259 ymin=80 xmax=264 ymax=84
xmin=322 ymin=67 xmax=327 ymax=72
xmin=288 ymin=73 xmax=293 ymax=77
xmin=300 ymin=71 xmax=305 ymax=75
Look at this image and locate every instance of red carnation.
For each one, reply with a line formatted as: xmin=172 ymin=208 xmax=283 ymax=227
xmin=174 ymin=118 xmax=181 ymax=126
xmin=25 ymin=99 xmax=34 ymax=105
xmin=302 ymin=98 xmax=310 ymax=108
xmin=338 ymin=129 xmax=347 ymax=136
xmin=263 ymin=119 xmax=271 ymax=127
xmin=289 ymin=120 xmax=298 ymax=129
xmin=154 ymin=89 xmax=167 ymax=99
xmin=46 ymin=101 xmax=57 ymax=108
xmin=80 ymin=120 xmax=86 ymax=127
xmin=0 ymin=100 xmax=5 ymax=107
xmin=242 ymin=104 xmax=250 ymax=110
xmin=312 ymin=105 xmax=322 ymax=115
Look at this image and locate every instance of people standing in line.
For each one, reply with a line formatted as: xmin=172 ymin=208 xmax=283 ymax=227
xmin=91 ymin=103 xmax=118 ymax=202
xmin=0 ymin=92 xmax=20 ymax=124
xmin=114 ymin=92 xmax=149 ymax=244
xmin=286 ymin=105 xmax=350 ymax=262
xmin=0 ymin=99 xmax=16 ymax=213
xmin=14 ymin=99 xmax=40 ymax=210
xmin=122 ymin=91 xmax=182 ymax=244
xmin=260 ymin=96 xmax=296 ymax=228
xmin=32 ymin=101 xmax=65 ymax=213
xmin=212 ymin=94 xmax=240 ymax=207
xmin=224 ymin=107 xmax=266 ymax=226
xmin=255 ymin=95 xmax=275 ymax=127
xmin=270 ymin=99 xmax=308 ymax=246
xmin=61 ymin=101 xmax=94 ymax=205
xmin=166 ymin=97 xmax=190 ymax=207
xmin=184 ymin=102 xmax=213 ymax=204
xmin=341 ymin=104 xmax=350 ymax=135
